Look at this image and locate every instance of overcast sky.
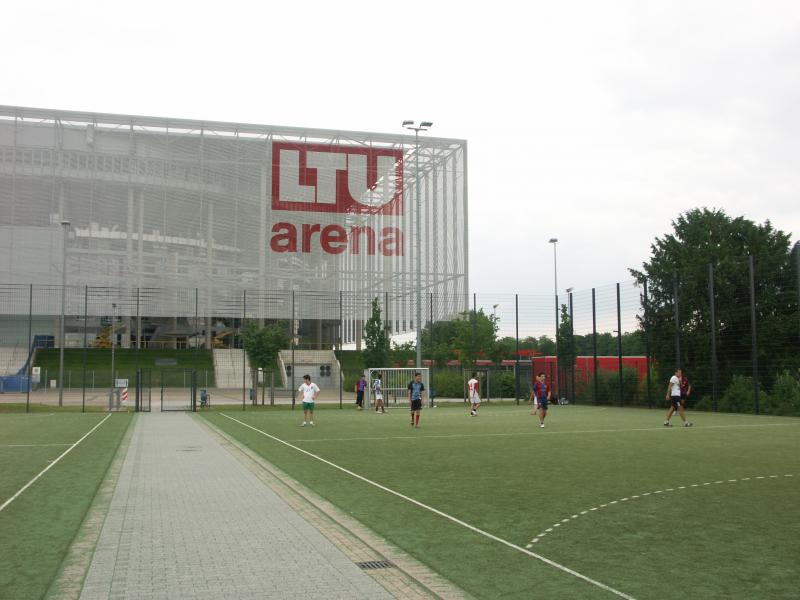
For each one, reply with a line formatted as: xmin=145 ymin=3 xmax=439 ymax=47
xmin=3 ymin=0 xmax=799 ymax=297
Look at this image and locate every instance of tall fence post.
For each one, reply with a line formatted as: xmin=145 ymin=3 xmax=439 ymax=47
xmin=616 ymin=282 xmax=623 ymax=407
xmin=82 ymin=285 xmax=88 ymax=412
xmin=592 ymin=287 xmax=598 ymax=405
xmin=673 ymin=270 xmax=681 ymax=369
xmin=26 ymin=283 xmax=32 ymax=413
xmin=709 ymin=264 xmax=719 ymax=411
xmin=242 ymin=290 xmax=247 ymax=411
xmin=749 ymin=255 xmax=759 ymax=414
xmin=515 ymin=293 xmax=520 ymax=404
xmin=291 ymin=290 xmax=296 ymax=410
xmin=568 ymin=291 xmax=575 ymax=405
xmin=643 ymin=280 xmax=652 ymax=409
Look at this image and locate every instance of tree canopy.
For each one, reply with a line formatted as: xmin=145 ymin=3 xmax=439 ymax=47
xmin=241 ymin=321 xmax=290 ymax=371
xmin=630 ymin=207 xmax=798 ymax=395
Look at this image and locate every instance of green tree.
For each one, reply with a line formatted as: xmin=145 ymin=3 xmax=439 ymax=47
xmin=241 ymin=321 xmax=290 ymax=373
xmin=630 ymin=208 xmax=798 ymax=399
xmin=452 ymin=309 xmax=499 ymax=367
xmin=363 ymin=297 xmax=391 ymax=368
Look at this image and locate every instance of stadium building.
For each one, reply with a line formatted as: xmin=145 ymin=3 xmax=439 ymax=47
xmin=0 ymin=106 xmax=468 ymax=353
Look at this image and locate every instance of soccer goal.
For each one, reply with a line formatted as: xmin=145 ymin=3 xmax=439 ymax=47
xmin=366 ymin=368 xmax=430 ymax=409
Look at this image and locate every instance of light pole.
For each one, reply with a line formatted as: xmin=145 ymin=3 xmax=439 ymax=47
xmin=402 ymin=120 xmax=433 ymax=369
xmin=549 ymin=238 xmax=559 ymax=396
xmin=492 ymin=304 xmax=499 ymax=320
xmin=58 ymin=220 xmax=70 ymax=407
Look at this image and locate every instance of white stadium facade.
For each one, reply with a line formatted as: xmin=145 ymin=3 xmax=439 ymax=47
xmin=0 ymin=106 xmax=468 ymax=351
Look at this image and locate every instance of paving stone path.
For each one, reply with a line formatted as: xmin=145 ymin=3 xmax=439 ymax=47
xmin=80 ymin=412 xmax=394 ymax=600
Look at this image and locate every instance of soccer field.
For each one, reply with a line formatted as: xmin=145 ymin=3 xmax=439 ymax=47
xmin=0 ymin=412 xmax=132 ymax=599
xmin=203 ymin=404 xmax=800 ymax=600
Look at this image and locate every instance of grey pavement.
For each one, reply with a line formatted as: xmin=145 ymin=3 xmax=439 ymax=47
xmin=80 ymin=412 xmax=393 ymax=600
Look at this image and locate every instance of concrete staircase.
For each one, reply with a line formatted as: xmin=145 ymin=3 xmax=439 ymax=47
xmin=212 ymin=349 xmax=250 ymax=388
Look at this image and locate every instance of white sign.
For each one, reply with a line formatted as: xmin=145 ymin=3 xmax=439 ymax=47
xmin=115 ymin=379 xmax=128 ymax=388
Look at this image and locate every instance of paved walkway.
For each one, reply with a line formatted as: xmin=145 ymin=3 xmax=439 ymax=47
xmin=80 ymin=413 xmax=393 ymax=600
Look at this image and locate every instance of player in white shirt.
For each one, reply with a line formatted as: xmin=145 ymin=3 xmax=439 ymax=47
xmin=298 ymin=374 xmax=320 ymax=426
xmin=372 ymin=373 xmax=385 ymax=413
xmin=664 ymin=368 xmax=692 ymax=427
xmin=467 ymin=373 xmax=481 ymax=416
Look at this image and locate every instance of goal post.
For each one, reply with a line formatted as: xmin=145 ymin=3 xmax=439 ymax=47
xmin=366 ymin=368 xmax=430 ymax=409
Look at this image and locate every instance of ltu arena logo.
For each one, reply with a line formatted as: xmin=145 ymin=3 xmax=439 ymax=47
xmin=270 ymin=142 xmax=405 ymax=256
xmin=272 ymin=142 xmax=403 ymax=215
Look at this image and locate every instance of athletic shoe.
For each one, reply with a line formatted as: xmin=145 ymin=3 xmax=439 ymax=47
xmin=310 ymin=421 xmax=315 ymax=426
xmin=684 ymin=422 xmax=693 ymax=427
xmin=663 ymin=422 xmax=672 ymax=427
xmin=540 ymin=423 xmax=545 ymax=428
xmin=301 ymin=422 xmax=307 ymax=427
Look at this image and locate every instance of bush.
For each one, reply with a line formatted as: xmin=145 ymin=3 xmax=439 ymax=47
xmin=764 ymin=371 xmax=800 ymax=416
xmin=486 ymin=371 xmax=515 ymax=399
xmin=432 ymin=370 xmax=465 ymax=399
xmin=692 ymin=395 xmax=714 ymax=412
xmin=718 ymin=375 xmax=760 ymax=413
xmin=585 ymin=368 xmax=641 ymax=406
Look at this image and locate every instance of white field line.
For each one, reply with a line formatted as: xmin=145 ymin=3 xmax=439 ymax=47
xmin=0 ymin=414 xmax=113 ymax=513
xmin=285 ymin=421 xmax=800 ymax=443
xmin=526 ymin=474 xmax=796 ymax=547
xmin=221 ymin=413 xmax=637 ymax=600
xmin=0 ymin=443 xmax=73 ymax=448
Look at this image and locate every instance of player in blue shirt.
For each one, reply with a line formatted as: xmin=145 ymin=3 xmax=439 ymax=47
xmin=407 ymin=372 xmax=426 ymax=428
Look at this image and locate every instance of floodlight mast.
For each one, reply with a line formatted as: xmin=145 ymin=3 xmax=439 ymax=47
xmin=402 ymin=120 xmax=433 ymax=369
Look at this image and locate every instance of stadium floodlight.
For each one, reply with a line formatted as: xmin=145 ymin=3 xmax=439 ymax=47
xmin=402 ymin=119 xmax=433 ymax=368
xmin=58 ymin=220 xmax=70 ymax=407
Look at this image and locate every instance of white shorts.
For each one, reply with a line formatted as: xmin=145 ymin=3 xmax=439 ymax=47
xmin=375 ymin=393 xmax=383 ymax=401
xmin=470 ymin=394 xmax=481 ymax=404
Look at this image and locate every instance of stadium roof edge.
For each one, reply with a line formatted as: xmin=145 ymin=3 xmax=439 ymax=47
xmin=0 ymin=105 xmax=467 ymax=146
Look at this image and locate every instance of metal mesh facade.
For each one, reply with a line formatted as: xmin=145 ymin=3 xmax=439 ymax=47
xmin=0 ymin=106 xmax=468 ymax=333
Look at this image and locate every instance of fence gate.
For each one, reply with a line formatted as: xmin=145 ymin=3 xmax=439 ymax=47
xmin=135 ymin=369 xmax=152 ymax=412
xmin=135 ymin=369 xmax=197 ymax=412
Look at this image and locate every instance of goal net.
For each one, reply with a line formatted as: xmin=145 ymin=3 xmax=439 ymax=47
xmin=366 ymin=368 xmax=430 ymax=409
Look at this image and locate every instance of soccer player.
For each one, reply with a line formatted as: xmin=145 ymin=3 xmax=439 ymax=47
xmin=529 ymin=373 xmax=550 ymax=427
xmin=680 ymin=371 xmax=692 ymax=409
xmin=664 ymin=368 xmax=692 ymax=427
xmin=408 ymin=372 xmax=425 ymax=428
xmin=355 ymin=374 xmax=366 ymax=410
xmin=297 ymin=374 xmax=320 ymax=426
xmin=372 ymin=372 xmax=385 ymax=413
xmin=467 ymin=372 xmax=481 ymax=416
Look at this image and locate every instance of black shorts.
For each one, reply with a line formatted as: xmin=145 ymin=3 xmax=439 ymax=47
xmin=410 ymin=399 xmax=422 ymax=411
xmin=670 ymin=396 xmax=682 ymax=408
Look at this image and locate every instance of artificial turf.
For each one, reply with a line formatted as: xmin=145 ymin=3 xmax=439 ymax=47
xmin=201 ymin=404 xmax=800 ymax=600
xmin=0 ymin=412 xmax=132 ymax=600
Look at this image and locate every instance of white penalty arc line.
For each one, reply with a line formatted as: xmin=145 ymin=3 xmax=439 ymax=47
xmin=0 ymin=413 xmax=113 ymax=514
xmin=221 ymin=413 xmax=636 ymax=600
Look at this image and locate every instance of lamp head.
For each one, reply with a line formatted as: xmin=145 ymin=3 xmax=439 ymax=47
xmin=402 ymin=120 xmax=414 ymax=127
xmin=419 ymin=121 xmax=433 ymax=128
xmin=548 ymin=237 xmax=558 ymax=244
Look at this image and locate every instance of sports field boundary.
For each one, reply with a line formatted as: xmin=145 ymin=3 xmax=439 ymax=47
xmin=220 ymin=412 xmax=638 ymax=600
xmin=0 ymin=413 xmax=113 ymax=514
xmin=199 ymin=414 xmax=468 ymax=599
xmin=45 ymin=414 xmax=137 ymax=599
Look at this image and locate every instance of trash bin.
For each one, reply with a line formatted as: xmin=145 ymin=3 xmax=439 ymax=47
xmin=200 ymin=389 xmax=208 ymax=408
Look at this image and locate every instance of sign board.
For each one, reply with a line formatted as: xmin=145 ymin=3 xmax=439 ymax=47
xmin=32 ymin=366 xmax=41 ymax=384
xmin=115 ymin=379 xmax=129 ymax=388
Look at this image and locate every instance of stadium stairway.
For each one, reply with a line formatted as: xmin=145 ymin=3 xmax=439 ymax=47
xmin=212 ymin=349 xmax=251 ymax=388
